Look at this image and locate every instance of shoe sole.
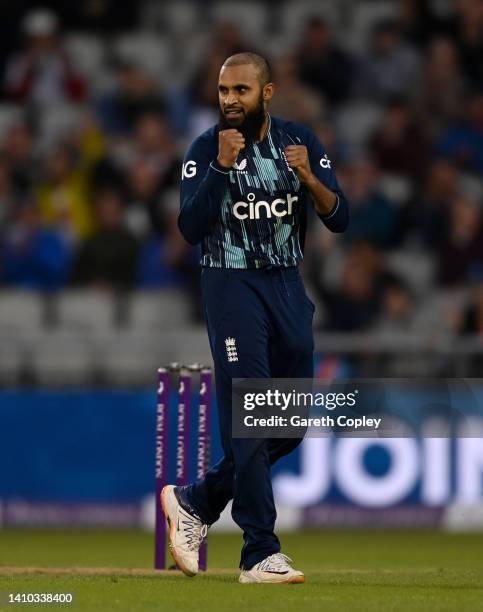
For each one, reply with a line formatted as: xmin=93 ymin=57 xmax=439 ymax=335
xmin=239 ymin=574 xmax=305 ymax=584
xmin=161 ymin=485 xmax=196 ymax=577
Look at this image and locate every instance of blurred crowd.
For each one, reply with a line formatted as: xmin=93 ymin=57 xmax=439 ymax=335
xmin=0 ymin=0 xmax=482 ymax=337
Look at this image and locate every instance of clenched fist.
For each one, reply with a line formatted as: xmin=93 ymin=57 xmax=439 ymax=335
xmin=217 ymin=129 xmax=245 ymax=169
xmin=284 ymin=145 xmax=313 ymax=185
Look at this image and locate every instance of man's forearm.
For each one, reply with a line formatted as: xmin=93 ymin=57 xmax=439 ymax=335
xmin=303 ymin=172 xmax=349 ymax=233
xmin=304 ymin=173 xmax=337 ymax=216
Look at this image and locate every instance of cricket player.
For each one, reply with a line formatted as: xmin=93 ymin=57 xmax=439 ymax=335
xmin=162 ymin=52 xmax=348 ymax=584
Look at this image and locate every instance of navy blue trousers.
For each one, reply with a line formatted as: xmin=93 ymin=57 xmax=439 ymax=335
xmin=182 ymin=266 xmax=314 ymax=570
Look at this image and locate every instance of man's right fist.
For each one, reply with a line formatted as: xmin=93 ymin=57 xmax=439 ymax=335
xmin=217 ymin=129 xmax=245 ymax=169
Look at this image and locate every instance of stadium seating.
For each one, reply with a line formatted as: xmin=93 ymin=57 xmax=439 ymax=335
xmin=39 ymin=104 xmax=85 ymax=149
xmin=0 ymin=0 xmax=480 ymax=387
xmin=211 ymin=1 xmax=270 ymax=39
xmin=278 ymin=0 xmax=341 ymax=45
xmin=346 ymin=0 xmax=399 ymax=50
xmin=114 ymin=33 xmax=173 ymax=82
xmin=29 ymin=329 xmax=96 ymax=386
xmin=127 ymin=289 xmax=191 ymax=331
xmin=0 ymin=289 xmax=208 ymax=385
xmin=140 ymin=0 xmax=203 ymax=37
xmin=335 ymin=101 xmax=384 ymax=147
xmin=0 ymin=105 xmax=23 ymax=144
xmin=56 ymin=290 xmax=117 ymax=334
xmin=64 ymin=34 xmax=107 ymax=81
xmin=0 ymin=337 xmax=25 ymax=385
xmin=385 ymin=250 xmax=436 ymax=296
xmin=0 ymin=291 xmax=45 ymax=339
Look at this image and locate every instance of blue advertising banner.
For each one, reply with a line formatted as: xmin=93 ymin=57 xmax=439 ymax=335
xmin=1 ymin=390 xmax=482 ymax=527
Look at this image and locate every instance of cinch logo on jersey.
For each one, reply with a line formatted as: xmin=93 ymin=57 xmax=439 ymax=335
xmin=233 ymin=192 xmax=298 ymax=220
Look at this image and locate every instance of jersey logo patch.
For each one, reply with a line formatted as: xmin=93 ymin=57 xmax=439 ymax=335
xmin=182 ymin=161 xmax=197 ymax=178
xmin=233 ymin=192 xmax=298 ymax=220
xmin=320 ymin=154 xmax=331 ymax=169
xmin=233 ymin=159 xmax=247 ymax=171
xmin=225 ymin=337 xmax=238 ymax=362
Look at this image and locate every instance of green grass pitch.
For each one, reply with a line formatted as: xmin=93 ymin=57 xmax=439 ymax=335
xmin=0 ymin=529 xmax=482 ymax=611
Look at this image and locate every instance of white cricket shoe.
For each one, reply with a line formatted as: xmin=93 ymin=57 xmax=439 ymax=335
xmin=239 ymin=553 xmax=305 ymax=584
xmin=161 ymin=484 xmax=208 ymax=577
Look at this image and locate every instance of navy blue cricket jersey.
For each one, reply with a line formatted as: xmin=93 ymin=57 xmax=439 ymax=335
xmin=179 ymin=115 xmax=349 ymax=268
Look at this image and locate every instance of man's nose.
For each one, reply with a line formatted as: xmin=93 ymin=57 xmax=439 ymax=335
xmin=225 ymin=93 xmax=238 ymax=105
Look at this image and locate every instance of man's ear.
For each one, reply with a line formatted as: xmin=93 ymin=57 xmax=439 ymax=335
xmin=263 ymin=83 xmax=274 ymax=101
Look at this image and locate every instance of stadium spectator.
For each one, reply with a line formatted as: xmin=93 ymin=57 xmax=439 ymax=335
xmin=0 ymin=155 xmax=18 ymax=231
xmin=210 ymin=21 xmax=253 ymax=60
xmin=412 ymin=37 xmax=465 ymax=137
xmin=437 ymin=193 xmax=483 ymax=287
xmin=372 ymin=275 xmax=415 ymax=334
xmin=0 ymin=196 xmax=72 ymax=290
xmin=369 ymin=97 xmax=428 ymax=179
xmin=435 ymin=90 xmax=483 ymax=175
xmin=107 ymin=113 xmax=181 ymax=238
xmin=187 ymin=50 xmax=226 ymax=138
xmin=311 ymin=119 xmax=350 ymax=166
xmin=454 ymin=277 xmax=483 ymax=374
xmin=320 ymin=245 xmax=382 ymax=331
xmin=126 ymin=161 xmax=183 ymax=249
xmin=356 ymin=18 xmax=421 ymax=101
xmin=123 ymin=113 xmax=179 ymax=190
xmin=457 ymin=281 xmax=483 ymax=337
xmin=71 ymin=188 xmax=139 ymax=290
xmin=3 ymin=120 xmax=38 ymax=192
xmin=36 ymin=143 xmax=94 ymax=240
xmin=0 ymin=0 xmax=482 ymax=370
xmin=397 ymin=0 xmax=441 ymax=45
xmin=137 ymin=237 xmax=187 ymax=289
xmin=96 ymin=62 xmax=166 ymax=136
xmin=0 ymin=4 xmax=24 ymax=86
xmin=405 ymin=160 xmax=458 ymax=248
xmin=269 ymin=54 xmax=324 ymax=124
xmin=295 ymin=17 xmax=354 ymax=106
xmin=124 ymin=157 xmax=196 ymax=298
xmin=3 ymin=8 xmax=85 ymax=106
xmin=184 ymin=22 xmax=255 ymax=138
xmin=340 ymin=158 xmax=399 ymax=248
xmin=124 ymin=158 xmax=167 ymax=238
xmin=441 ymin=0 xmax=483 ymax=87
xmin=55 ymin=0 xmax=140 ymax=34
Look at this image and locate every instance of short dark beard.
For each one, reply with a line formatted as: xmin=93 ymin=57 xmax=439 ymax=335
xmin=218 ymin=93 xmax=267 ymax=144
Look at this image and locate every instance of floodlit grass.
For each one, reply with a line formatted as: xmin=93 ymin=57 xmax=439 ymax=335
xmin=1 ymin=529 xmax=482 ymax=611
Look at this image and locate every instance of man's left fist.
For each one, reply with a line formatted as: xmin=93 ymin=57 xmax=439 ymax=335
xmin=284 ymin=145 xmax=313 ymax=184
